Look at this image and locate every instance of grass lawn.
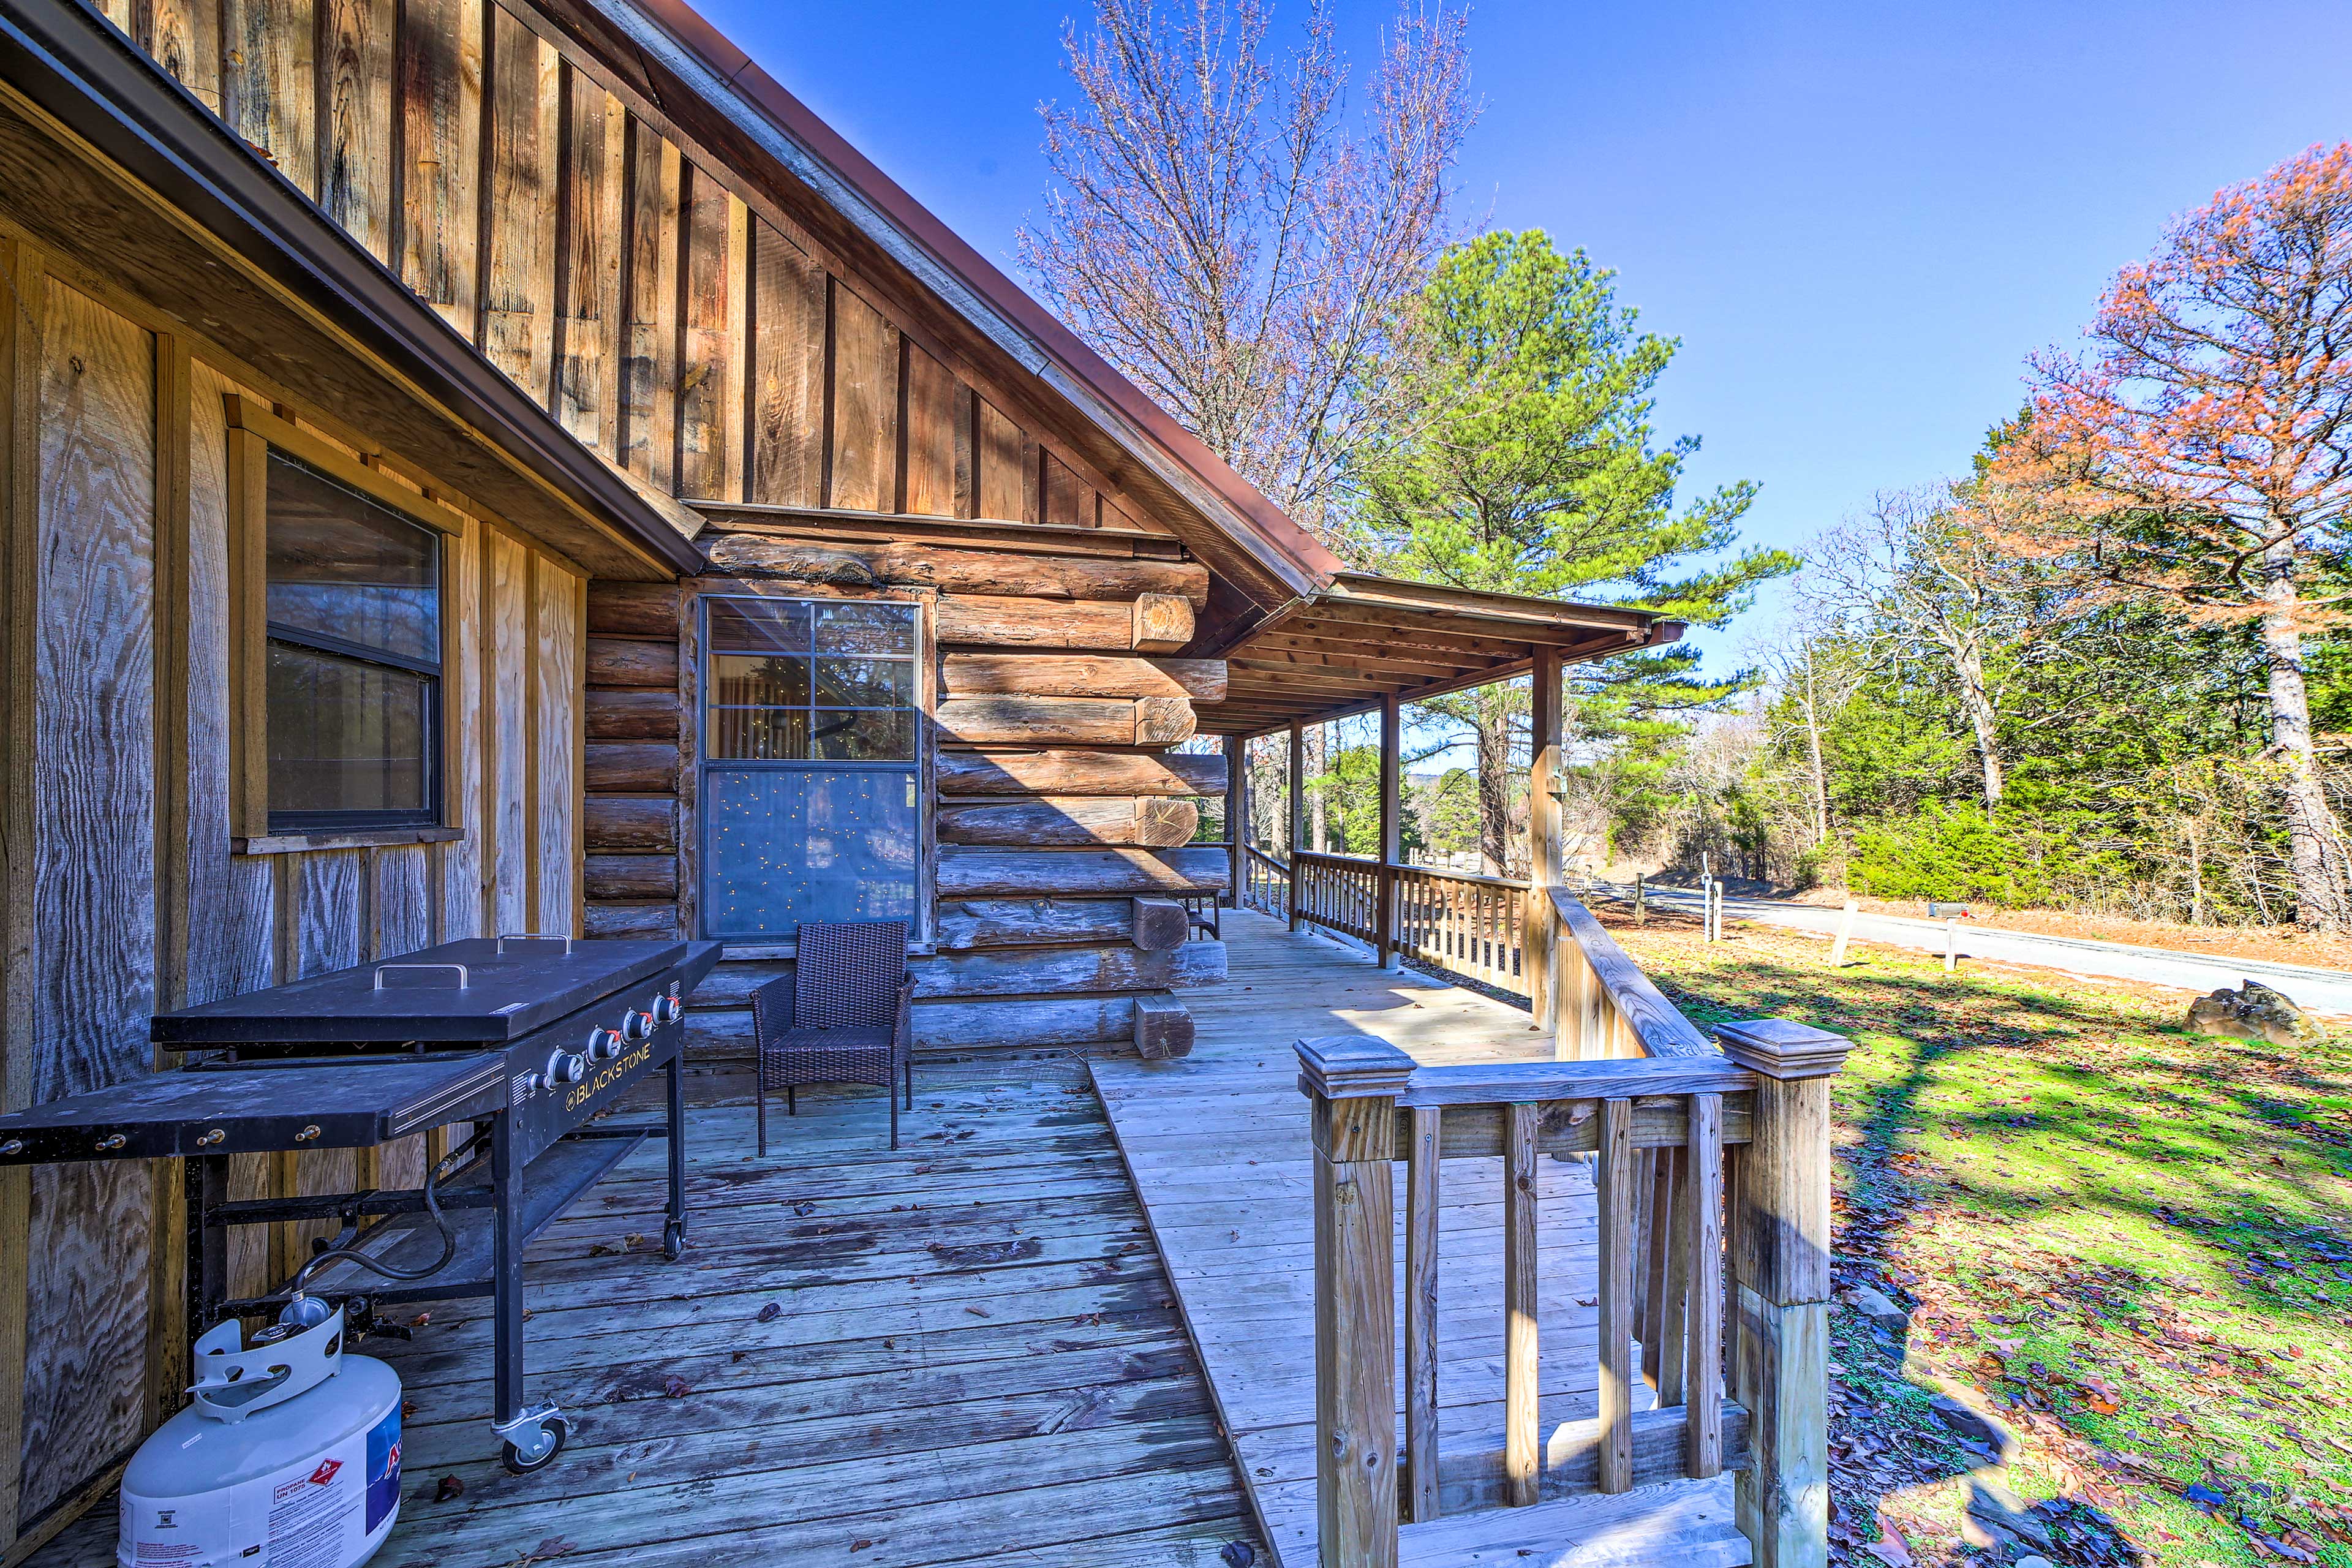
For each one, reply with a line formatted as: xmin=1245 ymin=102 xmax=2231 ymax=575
xmin=1605 ymin=908 xmax=2352 ymax=1568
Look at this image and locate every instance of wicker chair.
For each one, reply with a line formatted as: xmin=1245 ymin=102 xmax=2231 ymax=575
xmin=750 ymin=919 xmax=914 ymax=1153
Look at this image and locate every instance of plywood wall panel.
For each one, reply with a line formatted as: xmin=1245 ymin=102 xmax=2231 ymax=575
xmin=398 ymin=0 xmax=483 ymax=337
xmin=903 ymin=341 xmax=959 ymax=518
xmin=320 ymin=0 xmax=394 ymax=259
xmin=975 ymin=398 xmax=1035 ymax=524
xmin=437 ymin=519 xmax=484 ymax=941
xmin=285 ymin=848 xmax=365 ymax=978
xmin=222 ymin=0 xmax=315 ymax=200
xmin=372 ymin=843 xmax=431 ymax=956
xmin=620 ymin=125 xmax=681 ymax=490
xmin=483 ymin=528 xmax=530 ymax=935
xmin=181 ymin=364 xmax=246 ymax=1008
xmin=677 ymin=168 xmax=745 ymax=502
xmin=533 ymin=562 xmax=581 ymax=933
xmin=19 ymin=282 xmax=158 ymax=1522
xmin=149 ymin=0 xmax=223 ymax=112
xmin=827 ymin=284 xmax=897 ymax=512
xmin=482 ymin=6 xmax=559 ymax=398
xmin=557 ymin=73 xmax=625 ymax=461
xmin=748 ymin=219 xmax=823 ymax=508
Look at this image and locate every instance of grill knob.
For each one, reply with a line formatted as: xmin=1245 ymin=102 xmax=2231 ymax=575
xmin=545 ymin=1050 xmax=588 ymax=1087
xmin=584 ymin=1026 xmax=623 ymax=1063
xmin=652 ymin=992 xmax=684 ymax=1025
xmin=620 ymin=1009 xmax=655 ymax=1042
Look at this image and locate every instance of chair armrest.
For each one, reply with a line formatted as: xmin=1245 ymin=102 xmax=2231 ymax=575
xmin=893 ymin=974 xmax=915 ymax=1049
xmin=749 ymin=971 xmax=797 ymax=1049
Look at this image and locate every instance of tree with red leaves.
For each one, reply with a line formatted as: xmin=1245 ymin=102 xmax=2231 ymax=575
xmin=1997 ymin=143 xmax=2352 ymax=932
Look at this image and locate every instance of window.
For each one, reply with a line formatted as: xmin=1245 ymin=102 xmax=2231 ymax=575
xmin=263 ymin=452 xmax=442 ymax=831
xmin=700 ymin=595 xmax=921 ymax=942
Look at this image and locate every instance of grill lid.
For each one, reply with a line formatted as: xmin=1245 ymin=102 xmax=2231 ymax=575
xmin=153 ymin=937 xmax=695 ymax=1044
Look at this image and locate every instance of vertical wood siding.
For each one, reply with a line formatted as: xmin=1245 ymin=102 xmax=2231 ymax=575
xmin=102 ymin=0 xmax=1153 ymax=538
xmin=0 ymin=268 xmax=586 ymax=1552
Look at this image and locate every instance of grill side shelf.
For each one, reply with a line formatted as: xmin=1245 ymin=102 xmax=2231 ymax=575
xmin=0 ymin=1057 xmax=507 ymax=1163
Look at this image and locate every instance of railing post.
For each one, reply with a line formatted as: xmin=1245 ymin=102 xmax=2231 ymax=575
xmin=1525 ymin=648 xmax=1562 ymax=1027
xmin=1377 ymin=693 xmax=1401 ymax=970
xmin=1297 ymin=1035 xmax=1412 ymax=1568
xmin=1227 ymin=736 xmax=1248 ymax=911
xmin=1715 ymin=1020 xmax=1850 ymax=1568
xmin=1288 ymin=721 xmax=1306 ymax=932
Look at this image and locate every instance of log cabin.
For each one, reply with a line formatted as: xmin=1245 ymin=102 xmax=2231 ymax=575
xmin=0 ymin=0 xmax=1845 ymax=1563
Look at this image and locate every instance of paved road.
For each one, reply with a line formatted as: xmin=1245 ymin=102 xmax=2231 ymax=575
xmin=1629 ymin=884 xmax=2352 ymax=1017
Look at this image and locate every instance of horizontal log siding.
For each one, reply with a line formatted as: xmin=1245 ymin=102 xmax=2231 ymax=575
xmin=599 ymin=530 xmax=1229 ymax=1092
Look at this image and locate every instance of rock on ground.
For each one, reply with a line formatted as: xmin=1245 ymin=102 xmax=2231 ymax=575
xmin=2185 ymin=981 xmax=2321 ymax=1046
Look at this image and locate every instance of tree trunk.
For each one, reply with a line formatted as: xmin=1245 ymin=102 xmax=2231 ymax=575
xmin=1801 ymin=646 xmax=1830 ymax=846
xmin=1476 ymin=692 xmax=1512 ymax=877
xmin=1950 ymin=643 xmax=2005 ymax=809
xmin=1306 ymin=725 xmax=1329 ymax=854
xmin=2259 ymin=554 xmax=2352 ymax=932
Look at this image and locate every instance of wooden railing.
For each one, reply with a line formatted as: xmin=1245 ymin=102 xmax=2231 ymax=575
xmin=1297 ymin=889 xmax=1847 ymax=1568
xmin=1294 ymin=850 xmax=1382 ymax=944
xmin=1393 ymin=864 xmax=1530 ymax=997
xmin=1242 ymin=844 xmax=1291 ymax=921
xmin=1281 ymin=852 xmax=1536 ymax=994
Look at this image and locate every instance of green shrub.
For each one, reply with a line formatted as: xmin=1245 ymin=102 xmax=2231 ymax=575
xmin=1847 ymin=802 xmax=2125 ymax=908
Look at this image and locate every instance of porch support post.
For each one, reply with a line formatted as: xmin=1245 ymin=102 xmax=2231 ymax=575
xmin=1227 ymin=736 xmax=1247 ymax=910
xmin=1525 ymin=647 xmax=1563 ymax=1028
xmin=1377 ymin=693 xmax=1400 ymax=970
xmin=1297 ymin=1035 xmax=1413 ymax=1568
xmin=1716 ymin=1020 xmax=1850 ymax=1568
xmin=1288 ymin=720 xmax=1306 ymax=930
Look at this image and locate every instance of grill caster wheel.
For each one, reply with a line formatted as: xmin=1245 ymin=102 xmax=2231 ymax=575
xmin=662 ymin=1218 xmax=686 ymax=1262
xmin=500 ymin=1415 xmax=568 ymax=1476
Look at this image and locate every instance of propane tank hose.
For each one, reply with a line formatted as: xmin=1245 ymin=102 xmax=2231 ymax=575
xmin=287 ymin=1134 xmax=477 ymax=1297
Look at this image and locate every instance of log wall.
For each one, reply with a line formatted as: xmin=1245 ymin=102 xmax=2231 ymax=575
xmin=584 ymin=529 xmax=1231 ymax=1088
xmin=0 ymin=240 xmax=583 ymax=1555
xmin=92 ymin=0 xmax=1176 ymax=554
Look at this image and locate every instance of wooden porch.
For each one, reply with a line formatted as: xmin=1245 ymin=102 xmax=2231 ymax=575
xmin=23 ymin=897 xmax=1830 ymax=1568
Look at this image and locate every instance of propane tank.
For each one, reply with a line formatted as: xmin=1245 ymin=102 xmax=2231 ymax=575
xmin=119 ymin=1297 xmax=401 ymax=1568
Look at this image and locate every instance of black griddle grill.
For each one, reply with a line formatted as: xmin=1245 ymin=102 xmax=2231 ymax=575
xmin=0 ymin=933 xmax=722 ymax=1474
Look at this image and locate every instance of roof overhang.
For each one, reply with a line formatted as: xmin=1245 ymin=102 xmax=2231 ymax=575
xmin=0 ymin=0 xmax=707 ymax=581
xmin=1197 ymin=573 xmax=1685 ymax=735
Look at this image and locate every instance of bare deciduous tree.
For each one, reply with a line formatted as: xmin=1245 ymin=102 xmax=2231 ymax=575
xmin=1019 ymin=0 xmax=1474 ymax=540
xmin=1809 ymin=487 xmax=2084 ymax=810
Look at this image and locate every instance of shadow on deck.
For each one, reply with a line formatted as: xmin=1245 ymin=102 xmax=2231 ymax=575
xmin=31 ymin=910 xmax=1752 ymax=1568
xmin=31 ymin=1055 xmax=1265 ymax=1568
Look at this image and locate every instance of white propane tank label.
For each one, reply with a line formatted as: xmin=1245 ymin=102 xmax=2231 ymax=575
xmin=119 ymin=1404 xmax=400 ymax=1567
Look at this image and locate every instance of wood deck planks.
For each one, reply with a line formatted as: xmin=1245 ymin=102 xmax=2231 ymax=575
xmin=1093 ymin=909 xmax=1740 ymax=1566
xmin=26 ymin=1059 xmax=1262 ymax=1568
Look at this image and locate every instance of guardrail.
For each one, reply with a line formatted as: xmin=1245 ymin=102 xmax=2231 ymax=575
xmin=1241 ymin=844 xmax=1290 ymax=920
xmin=1295 ymin=889 xmax=1849 ymax=1568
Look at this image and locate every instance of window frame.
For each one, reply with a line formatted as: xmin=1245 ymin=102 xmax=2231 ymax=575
xmin=692 ymin=590 xmax=933 ymax=951
xmin=225 ymin=396 xmax=467 ymax=845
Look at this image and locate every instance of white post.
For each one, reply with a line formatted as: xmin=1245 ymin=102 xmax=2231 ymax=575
xmin=1943 ymin=918 xmax=1958 ymax=974
xmin=1828 ymin=900 xmax=1856 ymax=968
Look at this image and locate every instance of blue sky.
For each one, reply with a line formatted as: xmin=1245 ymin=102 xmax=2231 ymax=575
xmin=697 ymin=0 xmax=2352 ymax=655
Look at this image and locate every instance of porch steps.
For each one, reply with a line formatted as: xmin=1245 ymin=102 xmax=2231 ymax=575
xmin=1398 ymin=1476 xmax=1749 ymax=1566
